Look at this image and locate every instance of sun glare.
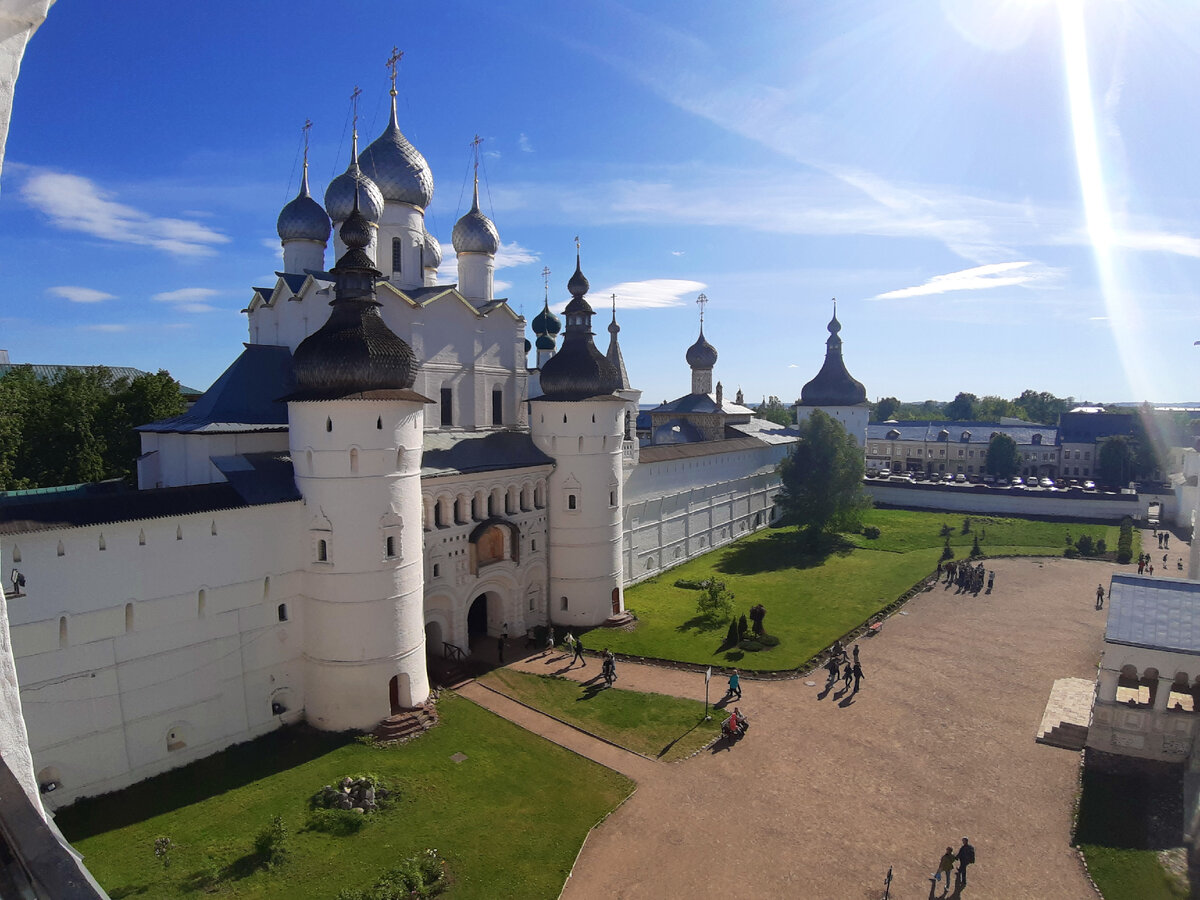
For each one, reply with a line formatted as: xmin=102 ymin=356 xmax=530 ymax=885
xmin=1058 ymin=0 xmax=1148 ymax=400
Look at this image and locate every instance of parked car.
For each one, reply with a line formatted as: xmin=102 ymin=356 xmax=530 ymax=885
xmin=1010 ymin=476 xmax=1024 ymax=486
xmin=1039 ymin=477 xmax=1054 ymax=488
xmin=982 ymin=475 xmax=995 ymax=485
xmin=879 ymin=468 xmax=891 ymax=478
xmin=954 ymin=473 xmax=967 ymax=483
xmin=942 ymin=473 xmax=954 ymax=482
xmin=1083 ymin=480 xmax=1096 ymax=490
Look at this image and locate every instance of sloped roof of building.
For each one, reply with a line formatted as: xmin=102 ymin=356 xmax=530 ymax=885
xmin=865 ymin=420 xmax=1058 ymax=446
xmin=421 ymin=431 xmax=554 ymax=477
xmin=137 ymin=344 xmax=294 ymax=434
xmin=652 ymin=393 xmax=720 ymax=414
xmin=727 ymin=417 xmax=799 ymax=445
xmin=1057 ymin=411 xmax=1135 ymax=443
xmin=638 ymin=434 xmax=773 ymax=463
xmin=210 ymin=453 xmax=301 ymax=505
xmin=0 ymin=479 xmax=297 ymax=535
xmin=1106 ymin=573 xmax=1200 ymax=655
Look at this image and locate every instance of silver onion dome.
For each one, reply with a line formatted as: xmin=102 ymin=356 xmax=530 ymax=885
xmin=277 ymin=165 xmax=331 ymax=243
xmin=423 ymin=229 xmax=442 ymax=268
xmin=452 ymin=177 xmax=500 ymax=254
xmin=360 ymin=95 xmax=434 ymax=208
xmin=324 ymin=134 xmax=385 ymax=224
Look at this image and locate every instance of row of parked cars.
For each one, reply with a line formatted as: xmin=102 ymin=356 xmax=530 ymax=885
xmin=867 ymin=469 xmax=1099 ymax=491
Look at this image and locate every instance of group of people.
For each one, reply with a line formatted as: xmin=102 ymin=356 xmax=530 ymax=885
xmin=931 ymin=838 xmax=976 ymax=893
xmin=938 ymin=560 xmax=993 ymax=594
xmin=823 ymin=641 xmax=865 ymax=694
xmin=1136 ymin=554 xmax=1156 ymax=576
xmin=1155 ymin=530 xmax=1171 ymax=549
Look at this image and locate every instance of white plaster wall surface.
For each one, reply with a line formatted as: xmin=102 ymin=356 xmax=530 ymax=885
xmin=532 ymin=399 xmax=626 ymax=625
xmin=290 ymin=398 xmax=429 ymax=728
xmin=139 ymin=431 xmax=288 ymax=488
xmin=866 ymin=482 xmax=1142 ymax=518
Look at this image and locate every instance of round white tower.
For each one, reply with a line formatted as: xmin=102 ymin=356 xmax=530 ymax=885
xmin=359 ymin=71 xmax=434 ymax=290
xmin=421 ymin=229 xmax=442 ymax=286
xmin=794 ymin=302 xmax=869 ymax=446
xmin=277 ymin=147 xmax=330 ymax=275
xmin=287 ymin=202 xmax=431 ymax=731
xmin=452 ymin=172 xmax=499 ymax=305
xmin=530 ymin=255 xmax=627 ymax=626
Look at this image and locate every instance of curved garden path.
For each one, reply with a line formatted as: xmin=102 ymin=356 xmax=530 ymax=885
xmin=467 ymin=556 xmax=1115 ymax=899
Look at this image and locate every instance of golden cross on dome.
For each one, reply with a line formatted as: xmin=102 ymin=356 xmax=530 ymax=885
xmin=541 ymin=266 xmax=551 ymax=299
xmin=386 ymin=47 xmax=404 ymax=94
xmin=696 ymin=292 xmax=708 ymax=328
xmin=302 ymin=119 xmax=312 ymax=167
xmin=574 ymin=235 xmax=581 ymax=252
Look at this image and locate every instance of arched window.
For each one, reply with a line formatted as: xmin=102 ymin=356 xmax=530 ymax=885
xmin=176 ymin=525 xmax=183 ymax=541
xmin=125 ymin=603 xmax=134 ymax=633
xmin=386 ymin=535 xmax=396 ymax=557
xmin=211 ymin=520 xmax=218 ymax=536
xmin=198 ymin=589 xmax=206 ymax=617
xmin=139 ymin=529 xmax=146 ymax=545
xmin=262 ymin=577 xmax=270 ymax=599
xmin=277 ymin=603 xmax=288 ymax=623
xmin=58 ymin=616 xmax=67 ymax=649
xmin=561 ymin=596 xmax=569 ymax=611
xmin=98 ymin=533 xmax=106 ymax=551
xmin=350 ymin=448 xmax=359 ymax=473
xmin=392 ymin=237 xmax=402 ymax=273
xmin=377 ymin=416 xmax=383 ymax=430
xmin=317 ymin=539 xmax=328 ymax=562
xmin=326 ymin=417 xmax=333 ymax=433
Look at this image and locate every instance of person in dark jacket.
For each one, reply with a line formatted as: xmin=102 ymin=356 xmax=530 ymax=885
xmin=955 ymin=837 xmax=975 ymax=886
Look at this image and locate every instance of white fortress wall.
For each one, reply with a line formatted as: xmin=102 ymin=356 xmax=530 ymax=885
xmin=623 ymin=441 xmax=789 ymax=585
xmin=7 ymin=501 xmax=306 ymax=806
xmin=138 ymin=431 xmax=290 ymax=489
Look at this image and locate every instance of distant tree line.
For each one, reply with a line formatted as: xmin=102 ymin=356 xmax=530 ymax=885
xmin=0 ymin=366 xmax=186 ymax=490
xmin=753 ymin=395 xmax=795 ymax=427
xmin=871 ymin=389 xmax=1082 ymax=425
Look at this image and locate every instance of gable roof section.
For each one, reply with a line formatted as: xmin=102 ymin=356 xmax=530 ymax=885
xmin=1107 ymin=573 xmax=1200 ymax=655
xmin=865 ymin=420 xmax=1057 ymax=446
xmin=138 ymin=344 xmax=294 ymax=434
xmin=639 ymin=435 xmax=771 ymax=463
xmin=421 ymin=431 xmax=553 ymax=477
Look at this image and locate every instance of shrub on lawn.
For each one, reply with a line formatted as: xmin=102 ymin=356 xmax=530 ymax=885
xmin=940 ymin=523 xmax=952 ymax=537
xmin=674 ymin=578 xmax=704 ymax=589
xmin=724 ymin=617 xmax=741 ymax=648
xmin=337 ymin=848 xmax=447 ymax=899
xmin=941 ymin=537 xmax=954 ymax=561
xmin=758 ymin=634 xmax=780 ymax=647
xmin=253 ymin=815 xmax=290 ymax=871
xmin=962 ymin=517 xmax=972 ymax=534
xmin=1076 ymin=534 xmax=1096 ymax=556
xmin=970 ymin=535 xmax=982 ymax=558
xmin=1117 ymin=517 xmax=1134 ymax=564
xmin=1064 ymin=546 xmax=1080 ymax=558
xmin=306 ymin=808 xmax=370 ymax=836
xmin=696 ymin=579 xmax=735 ymax=623
xmin=738 ymin=639 xmax=764 ymax=652
xmin=862 ymin=525 xmax=881 ymax=539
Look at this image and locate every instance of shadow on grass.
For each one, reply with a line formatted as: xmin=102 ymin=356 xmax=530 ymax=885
xmin=179 ymin=849 xmax=273 ymax=894
xmin=656 ymin=719 xmax=706 ymax=758
xmin=55 ymin=725 xmax=354 ymax=842
xmin=714 ymin=530 xmax=855 ymax=576
xmin=675 ymin=613 xmax=727 ymax=635
xmin=1075 ymin=751 xmax=1184 ymax=849
xmin=107 ymin=886 xmax=149 ymax=899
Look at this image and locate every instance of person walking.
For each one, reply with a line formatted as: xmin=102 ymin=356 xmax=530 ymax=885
xmin=852 ymin=659 xmax=864 ymax=693
xmin=842 ymin=659 xmax=853 ymax=690
xmin=932 ymin=846 xmax=955 ymax=893
xmin=955 ymin=837 xmax=975 ymax=887
xmin=987 ymin=570 xmax=994 ymax=592
xmin=825 ymin=655 xmax=840 ymax=688
xmin=728 ymin=669 xmax=742 ymax=700
xmin=1096 ymin=584 xmax=1105 ymax=610
xmin=544 ymin=625 xmax=555 ymax=657
xmin=563 ymin=630 xmax=576 ymax=653
xmin=497 ymin=631 xmax=507 ymax=664
xmin=572 ymin=635 xmax=586 ymax=667
xmin=852 ymin=643 xmax=860 ymax=664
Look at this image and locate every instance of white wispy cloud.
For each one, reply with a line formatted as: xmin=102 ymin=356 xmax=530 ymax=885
xmin=873 ymin=262 xmax=1051 ymax=300
xmin=48 ymin=286 xmax=116 ymax=304
xmin=21 ymin=170 xmax=230 ymax=257
xmin=587 ymin=278 xmax=706 ymax=311
xmin=152 ymin=287 xmax=220 ymax=313
xmin=435 ymin=240 xmax=539 ymax=284
xmin=671 ymin=250 xmax=685 ymax=256
xmin=80 ymin=323 xmax=128 ymax=333
xmin=494 ymin=280 xmax=512 ymax=293
xmin=518 ymin=133 xmax=533 ymax=153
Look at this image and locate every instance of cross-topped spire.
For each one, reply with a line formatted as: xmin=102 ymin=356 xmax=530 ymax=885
xmin=471 ymin=134 xmax=483 ymax=178
xmin=542 ymin=266 xmax=551 ymax=301
xmin=386 ymin=47 xmax=403 ymax=96
xmin=574 ymin=235 xmax=581 ymax=253
xmin=349 ymin=86 xmax=362 ymax=159
xmin=697 ymin=292 xmax=708 ymax=329
xmin=301 ymin=119 xmax=312 ymax=185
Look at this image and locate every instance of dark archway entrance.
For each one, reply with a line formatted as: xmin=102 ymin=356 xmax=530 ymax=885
xmin=468 ymin=594 xmax=488 ymax=637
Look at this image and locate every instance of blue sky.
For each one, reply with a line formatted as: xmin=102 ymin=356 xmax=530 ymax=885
xmin=2 ymin=0 xmax=1198 ymax=405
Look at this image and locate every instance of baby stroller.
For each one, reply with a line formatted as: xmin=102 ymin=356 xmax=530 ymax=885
xmin=721 ymin=708 xmax=750 ymax=740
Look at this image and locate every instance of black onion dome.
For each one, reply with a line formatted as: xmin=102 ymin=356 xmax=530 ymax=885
xmin=537 ymin=256 xmax=620 ymax=401
xmin=799 ymin=310 xmax=866 ymax=406
xmin=290 ymin=208 xmax=416 ymax=399
xmin=531 ymin=298 xmax=561 ymax=336
xmin=685 ymin=329 xmax=718 ymax=369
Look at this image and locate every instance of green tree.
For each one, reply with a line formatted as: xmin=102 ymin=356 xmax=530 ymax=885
xmin=777 ymin=409 xmax=872 ymax=537
xmin=1098 ymin=435 xmax=1137 ymax=487
xmin=104 ymin=371 xmax=187 ymax=479
xmin=695 ymin=578 xmax=734 ymax=623
xmin=0 ymin=366 xmax=42 ymax=490
xmin=1013 ymin=389 xmax=1072 ymax=425
xmin=873 ymin=396 xmax=900 ymax=421
xmin=755 ymin=396 xmax=795 ymax=427
xmin=975 ymin=395 xmax=1018 ymax=420
xmin=985 ymin=433 xmax=1019 ymax=479
xmin=943 ymin=392 xmax=978 ymax=420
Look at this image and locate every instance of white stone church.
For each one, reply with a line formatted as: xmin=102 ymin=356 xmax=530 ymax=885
xmin=0 ymin=78 xmax=870 ymax=809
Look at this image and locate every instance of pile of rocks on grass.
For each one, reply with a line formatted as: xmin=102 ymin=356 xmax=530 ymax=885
xmin=314 ymin=776 xmax=391 ymax=814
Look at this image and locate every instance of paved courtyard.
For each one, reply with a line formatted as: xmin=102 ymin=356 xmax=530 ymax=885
xmin=465 ymin=556 xmax=1117 ymax=899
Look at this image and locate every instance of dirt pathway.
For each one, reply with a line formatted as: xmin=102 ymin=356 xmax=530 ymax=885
xmin=465 ymin=556 xmax=1115 ymax=899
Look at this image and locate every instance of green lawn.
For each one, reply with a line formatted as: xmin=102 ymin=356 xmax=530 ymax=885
xmin=479 ymin=668 xmax=722 ymax=761
xmin=1077 ymin=847 xmax=1187 ymax=900
xmin=58 ymin=694 xmax=633 ymax=900
xmin=601 ymin=509 xmax=1133 ymax=671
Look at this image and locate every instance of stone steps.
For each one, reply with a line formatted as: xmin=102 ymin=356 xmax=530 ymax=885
xmin=1036 ymin=677 xmax=1094 ymax=751
xmin=373 ymin=706 xmax=438 ymax=743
